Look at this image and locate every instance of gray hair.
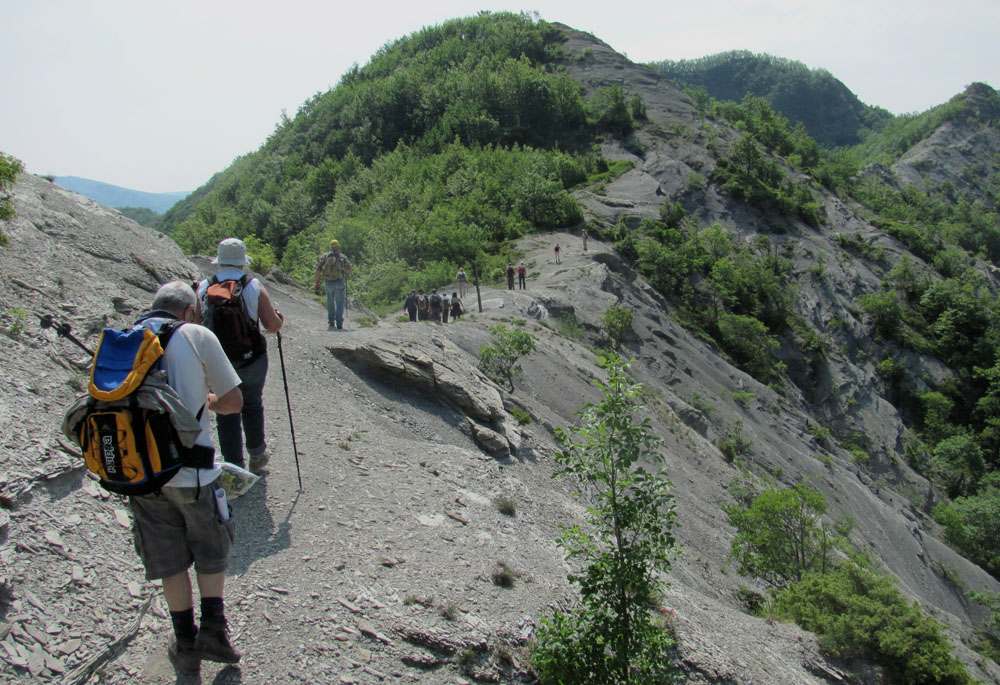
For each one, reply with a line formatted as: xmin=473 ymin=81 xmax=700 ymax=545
xmin=152 ymin=280 xmax=197 ymax=315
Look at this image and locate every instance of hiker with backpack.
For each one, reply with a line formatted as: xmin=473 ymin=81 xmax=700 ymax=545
xmin=429 ymin=290 xmax=443 ymax=323
xmin=403 ymin=290 xmax=418 ymax=322
xmin=198 ymin=238 xmax=284 ymax=475
xmin=63 ymin=281 xmax=245 ymax=674
xmin=456 ymin=267 xmax=469 ymax=297
xmin=416 ymin=289 xmax=429 ymax=321
xmin=506 ymin=264 xmax=515 ymax=290
xmin=518 ymin=261 xmax=527 ymax=289
xmin=313 ymin=238 xmax=353 ymax=330
xmin=450 ymin=292 xmax=464 ymax=320
xmin=441 ymin=292 xmax=451 ymax=324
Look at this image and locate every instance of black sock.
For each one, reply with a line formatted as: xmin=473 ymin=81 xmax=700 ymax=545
xmin=201 ymin=596 xmax=225 ymax=623
xmin=170 ymin=608 xmax=197 ymax=641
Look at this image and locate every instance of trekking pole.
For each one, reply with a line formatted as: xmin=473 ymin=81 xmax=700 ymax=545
xmin=472 ymin=258 xmax=483 ymax=313
xmin=38 ymin=313 xmax=94 ymax=356
xmin=276 ymin=331 xmax=303 ymax=491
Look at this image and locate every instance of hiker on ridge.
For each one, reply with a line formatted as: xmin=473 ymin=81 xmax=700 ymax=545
xmin=442 ymin=292 xmax=451 ymax=324
xmin=554 ymin=243 xmax=561 ymax=264
xmin=450 ymin=292 xmax=464 ymax=320
xmin=132 ymin=281 xmax=245 ymax=673
xmin=416 ymin=289 xmax=429 ymax=321
xmin=456 ymin=266 xmax=469 ymax=297
xmin=314 ymin=239 xmax=353 ymax=330
xmin=506 ymin=263 xmax=515 ymax=290
xmin=403 ymin=290 xmax=418 ymax=322
xmin=518 ymin=261 xmax=527 ymax=289
xmin=582 ymin=227 xmax=588 ymax=252
xmin=429 ymin=289 xmax=443 ymax=323
xmin=197 ymin=238 xmax=284 ymax=475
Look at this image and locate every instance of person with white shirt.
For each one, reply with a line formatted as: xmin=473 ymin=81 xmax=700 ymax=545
xmin=196 ymin=238 xmax=284 ymax=475
xmin=129 ymin=281 xmax=244 ymax=673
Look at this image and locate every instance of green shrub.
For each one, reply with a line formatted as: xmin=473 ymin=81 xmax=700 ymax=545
xmin=509 ymin=405 xmax=532 ymax=425
xmin=4 ymin=309 xmax=27 ymax=338
xmin=600 ymin=305 xmax=633 ymax=349
xmin=858 ymin=289 xmax=902 ymax=339
xmin=726 ymin=482 xmax=841 ymax=587
xmin=770 ymin=560 xmax=971 ymax=684
xmin=0 ymin=151 xmax=24 ymax=222
xmin=933 ymin=478 xmax=1000 ymax=577
xmin=717 ymin=419 xmax=752 ymax=463
xmin=715 ymin=313 xmax=780 ymax=382
xmin=533 ymin=355 xmax=679 ymax=683
xmin=555 ymin=313 xmax=586 ymax=340
xmin=478 ymin=324 xmax=536 ymax=391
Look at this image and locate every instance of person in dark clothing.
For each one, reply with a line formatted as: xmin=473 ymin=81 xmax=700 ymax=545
xmin=428 ymin=290 xmax=443 ymax=323
xmin=506 ymin=264 xmax=515 ymax=290
xmin=517 ymin=262 xmax=526 ymax=289
xmin=450 ymin=292 xmax=463 ymax=320
xmin=403 ymin=290 xmax=417 ymax=322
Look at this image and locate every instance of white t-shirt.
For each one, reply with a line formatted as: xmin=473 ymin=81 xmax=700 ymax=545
xmin=196 ymin=268 xmax=261 ymax=321
xmin=145 ymin=317 xmax=241 ymax=487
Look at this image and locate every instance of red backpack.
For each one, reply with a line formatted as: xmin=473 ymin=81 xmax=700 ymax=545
xmin=202 ymin=275 xmax=266 ymax=367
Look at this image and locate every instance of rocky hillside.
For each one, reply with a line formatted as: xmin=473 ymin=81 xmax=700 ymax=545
xmin=883 ymin=82 xmax=1000 ymax=202
xmin=0 ymin=168 xmax=998 ymax=683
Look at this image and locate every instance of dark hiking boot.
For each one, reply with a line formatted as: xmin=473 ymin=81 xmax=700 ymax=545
xmin=195 ymin=618 xmax=241 ymax=664
xmin=168 ymin=636 xmax=201 ymax=674
xmin=249 ymin=449 xmax=270 ymax=475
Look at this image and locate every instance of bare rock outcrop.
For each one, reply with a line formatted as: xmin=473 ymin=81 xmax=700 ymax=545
xmin=324 ymin=327 xmax=522 ymax=459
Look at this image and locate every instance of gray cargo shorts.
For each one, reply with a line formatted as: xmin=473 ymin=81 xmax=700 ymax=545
xmin=129 ymin=480 xmax=236 ymax=580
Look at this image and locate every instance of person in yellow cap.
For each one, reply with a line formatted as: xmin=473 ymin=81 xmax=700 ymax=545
xmin=314 ymin=239 xmax=353 ymax=329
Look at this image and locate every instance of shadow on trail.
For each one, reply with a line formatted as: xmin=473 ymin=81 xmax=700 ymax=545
xmin=226 ymin=476 xmax=299 ymax=576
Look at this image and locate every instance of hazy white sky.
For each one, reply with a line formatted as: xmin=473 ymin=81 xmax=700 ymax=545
xmin=2 ymin=0 xmax=997 ymax=193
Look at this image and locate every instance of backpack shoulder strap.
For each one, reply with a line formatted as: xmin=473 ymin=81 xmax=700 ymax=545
xmin=156 ymin=319 xmax=185 ymax=351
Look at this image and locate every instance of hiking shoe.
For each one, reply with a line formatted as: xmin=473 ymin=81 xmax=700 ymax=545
xmin=249 ymin=449 xmax=270 ymax=475
xmin=195 ymin=618 xmax=241 ymax=664
xmin=168 ymin=636 xmax=200 ymax=674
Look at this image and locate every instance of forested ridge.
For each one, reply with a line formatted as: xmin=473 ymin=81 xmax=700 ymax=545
xmin=648 ymin=50 xmax=893 ymax=147
xmin=150 ymin=11 xmax=1000 ymax=678
xmin=161 ymin=12 xmax=640 ymax=296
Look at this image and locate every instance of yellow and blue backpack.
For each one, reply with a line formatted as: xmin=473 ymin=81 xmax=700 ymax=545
xmin=62 ymin=316 xmax=214 ymax=495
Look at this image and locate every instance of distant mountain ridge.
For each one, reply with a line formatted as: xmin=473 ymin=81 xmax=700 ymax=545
xmin=648 ymin=50 xmax=893 ymax=147
xmin=52 ymin=175 xmax=189 ymax=213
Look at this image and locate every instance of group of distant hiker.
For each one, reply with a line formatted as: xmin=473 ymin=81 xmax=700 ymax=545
xmin=403 ymin=285 xmax=465 ymax=323
xmin=506 ymin=261 xmax=528 ymax=290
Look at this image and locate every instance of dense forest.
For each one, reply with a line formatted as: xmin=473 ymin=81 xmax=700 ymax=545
xmin=155 ymin=11 xmax=1000 ymax=676
xmin=648 ymin=50 xmax=893 ymax=146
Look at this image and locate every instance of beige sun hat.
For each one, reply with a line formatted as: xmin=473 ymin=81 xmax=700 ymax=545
xmin=212 ymin=238 xmax=252 ymax=266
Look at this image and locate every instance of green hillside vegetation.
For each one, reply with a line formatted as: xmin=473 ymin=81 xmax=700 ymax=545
xmin=117 ymin=206 xmax=162 ymax=228
xmin=162 ymin=12 xmax=642 ymax=298
xmin=649 ymin=50 xmax=892 ymax=147
xmin=727 ymin=481 xmax=971 ymax=683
